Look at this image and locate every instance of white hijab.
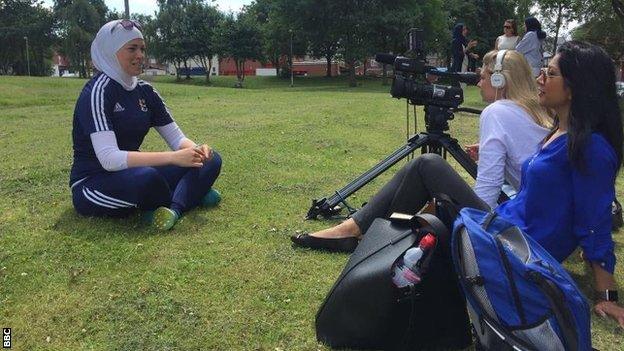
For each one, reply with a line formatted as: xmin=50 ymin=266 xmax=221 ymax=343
xmin=91 ymin=20 xmax=144 ymax=91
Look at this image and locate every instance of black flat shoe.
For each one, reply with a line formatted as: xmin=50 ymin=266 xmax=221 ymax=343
xmin=290 ymin=233 xmax=359 ymax=253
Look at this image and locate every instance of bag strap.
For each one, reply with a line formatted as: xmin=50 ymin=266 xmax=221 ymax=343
xmin=398 ymin=285 xmax=421 ymax=351
xmin=452 ymin=225 xmax=536 ymax=351
xmin=482 ymin=211 xmax=498 ymax=231
xmin=527 ymin=271 xmax=579 ymax=351
xmin=412 ymin=213 xmax=449 ymax=241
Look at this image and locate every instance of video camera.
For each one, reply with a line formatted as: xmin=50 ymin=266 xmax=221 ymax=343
xmin=305 ymin=30 xmax=486 ymax=220
xmin=375 ymin=29 xmax=479 ymax=109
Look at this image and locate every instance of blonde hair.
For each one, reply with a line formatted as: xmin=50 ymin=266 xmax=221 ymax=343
xmin=483 ymin=50 xmax=552 ymax=128
xmin=505 ymin=19 xmax=518 ymax=36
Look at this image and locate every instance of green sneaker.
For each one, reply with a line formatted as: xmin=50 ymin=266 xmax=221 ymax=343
xmin=152 ymin=207 xmax=179 ymax=230
xmin=201 ymin=188 xmax=222 ymax=207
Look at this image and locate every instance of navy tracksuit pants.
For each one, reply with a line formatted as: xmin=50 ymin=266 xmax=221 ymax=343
xmin=72 ymin=152 xmax=222 ymax=217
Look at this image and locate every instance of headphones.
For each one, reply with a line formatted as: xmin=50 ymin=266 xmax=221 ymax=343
xmin=490 ymin=49 xmax=507 ymax=89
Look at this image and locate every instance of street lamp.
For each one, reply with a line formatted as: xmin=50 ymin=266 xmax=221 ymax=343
xmin=23 ymin=36 xmax=30 ymax=76
xmin=124 ymin=0 xmax=130 ymax=18
xmin=289 ymin=29 xmax=294 ymax=87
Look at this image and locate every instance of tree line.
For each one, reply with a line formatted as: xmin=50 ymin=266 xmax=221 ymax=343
xmin=1 ymin=0 xmax=623 ymax=86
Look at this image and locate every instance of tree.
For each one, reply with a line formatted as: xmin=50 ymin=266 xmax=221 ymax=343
xmin=152 ymin=0 xmax=220 ymax=80
xmin=444 ymin=0 xmax=516 ymax=63
xmin=366 ymin=0 xmax=448 ymax=84
xmin=577 ymin=0 xmax=624 ymax=27
xmin=246 ymin=0 xmax=306 ymax=77
xmin=332 ymin=0 xmax=378 ymax=87
xmin=215 ymin=12 xmax=263 ymax=88
xmin=293 ymin=0 xmax=341 ymax=77
xmin=0 ymin=0 xmax=56 ymax=75
xmin=614 ymin=0 xmax=624 ymax=21
xmin=538 ymin=0 xmax=582 ymax=55
xmin=186 ymin=1 xmax=223 ymax=82
xmin=514 ymin=0 xmax=533 ymax=22
xmin=573 ymin=0 xmax=624 ymax=79
xmin=151 ymin=0 xmax=189 ymax=79
xmin=55 ymin=0 xmax=109 ymax=78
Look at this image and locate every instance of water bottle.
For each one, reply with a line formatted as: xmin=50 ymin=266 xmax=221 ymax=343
xmin=392 ymin=233 xmax=437 ymax=288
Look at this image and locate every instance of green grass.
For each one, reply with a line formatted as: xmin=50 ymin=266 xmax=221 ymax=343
xmin=0 ymin=74 xmax=622 ymax=350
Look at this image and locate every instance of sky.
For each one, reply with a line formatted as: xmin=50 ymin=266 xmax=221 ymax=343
xmin=42 ymin=0 xmax=254 ymax=15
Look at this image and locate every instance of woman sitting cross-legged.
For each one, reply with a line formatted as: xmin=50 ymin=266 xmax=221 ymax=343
xmin=293 ymin=49 xmax=551 ymax=249
xmin=69 ymin=20 xmax=222 ymax=230
xmin=294 ymin=41 xmax=624 ymax=326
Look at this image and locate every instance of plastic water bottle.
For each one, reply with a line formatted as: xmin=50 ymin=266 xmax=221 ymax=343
xmin=392 ymin=233 xmax=437 ymax=288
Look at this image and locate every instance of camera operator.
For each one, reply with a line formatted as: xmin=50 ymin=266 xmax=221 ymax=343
xmin=292 ymin=49 xmax=551 ymax=251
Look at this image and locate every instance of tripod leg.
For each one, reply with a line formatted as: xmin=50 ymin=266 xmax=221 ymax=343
xmin=438 ymin=136 xmax=478 ymax=178
xmin=306 ymin=134 xmax=432 ymax=219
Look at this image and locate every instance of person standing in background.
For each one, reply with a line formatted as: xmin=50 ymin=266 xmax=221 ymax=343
xmin=450 ymin=23 xmax=478 ymax=73
xmin=495 ymin=19 xmax=520 ymax=50
xmin=516 ymin=17 xmax=547 ymax=76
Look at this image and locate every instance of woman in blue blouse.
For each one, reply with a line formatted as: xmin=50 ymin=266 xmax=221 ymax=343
xmin=70 ymin=20 xmax=222 ymax=230
xmin=294 ymin=41 xmax=624 ymax=326
xmin=499 ymin=41 xmax=623 ymax=325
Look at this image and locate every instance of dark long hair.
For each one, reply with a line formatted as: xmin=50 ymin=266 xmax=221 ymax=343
xmin=557 ymin=41 xmax=623 ymax=171
xmin=525 ymin=17 xmax=546 ymax=40
xmin=452 ymin=23 xmax=467 ymax=45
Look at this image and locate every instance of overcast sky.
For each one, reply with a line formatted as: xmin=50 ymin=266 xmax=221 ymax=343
xmin=42 ymin=0 xmax=253 ymax=15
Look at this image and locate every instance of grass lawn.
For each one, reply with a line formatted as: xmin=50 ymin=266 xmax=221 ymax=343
xmin=1 ymin=74 xmax=622 ymax=350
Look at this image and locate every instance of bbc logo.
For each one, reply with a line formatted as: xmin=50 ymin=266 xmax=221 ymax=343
xmin=2 ymin=328 xmax=10 ymax=349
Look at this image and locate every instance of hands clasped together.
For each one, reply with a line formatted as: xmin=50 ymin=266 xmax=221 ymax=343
xmin=171 ymin=144 xmax=214 ymax=168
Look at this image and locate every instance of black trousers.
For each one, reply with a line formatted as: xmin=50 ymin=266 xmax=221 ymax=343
xmin=352 ymin=153 xmax=489 ymax=233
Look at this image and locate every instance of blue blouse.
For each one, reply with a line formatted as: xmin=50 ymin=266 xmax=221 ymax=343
xmin=496 ymin=133 xmax=617 ymax=273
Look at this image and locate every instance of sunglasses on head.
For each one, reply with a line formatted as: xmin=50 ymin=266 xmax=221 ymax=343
xmin=111 ymin=19 xmax=142 ymax=33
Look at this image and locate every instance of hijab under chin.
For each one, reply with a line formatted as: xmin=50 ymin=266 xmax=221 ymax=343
xmin=90 ymin=20 xmax=143 ymax=91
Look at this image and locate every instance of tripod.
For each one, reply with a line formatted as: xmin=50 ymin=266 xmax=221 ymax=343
xmin=306 ymin=104 xmax=484 ymax=219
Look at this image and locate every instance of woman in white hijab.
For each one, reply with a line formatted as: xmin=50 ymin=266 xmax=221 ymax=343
xmin=69 ymin=20 xmax=223 ymax=230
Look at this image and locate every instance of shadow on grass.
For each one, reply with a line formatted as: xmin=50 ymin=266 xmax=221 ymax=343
xmin=51 ymin=206 xmax=222 ymax=242
xmin=50 ymin=208 xmax=158 ymax=241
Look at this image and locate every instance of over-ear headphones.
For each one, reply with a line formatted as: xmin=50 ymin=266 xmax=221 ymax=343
xmin=490 ymin=49 xmax=507 ymax=89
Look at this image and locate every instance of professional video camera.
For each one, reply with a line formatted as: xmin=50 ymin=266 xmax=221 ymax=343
xmin=306 ymin=29 xmax=488 ymax=219
xmin=374 ymin=28 xmax=479 ymax=108
xmin=372 ymin=29 xmax=481 ymax=133
xmin=375 ymin=53 xmax=479 ymax=108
